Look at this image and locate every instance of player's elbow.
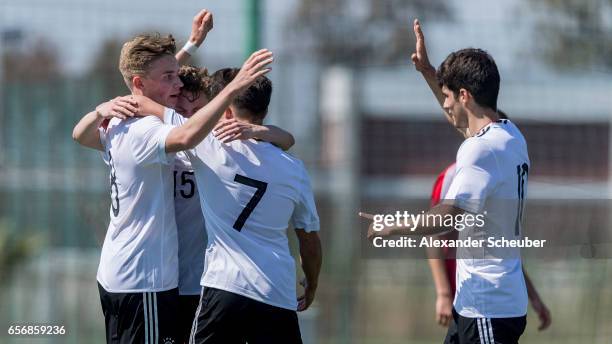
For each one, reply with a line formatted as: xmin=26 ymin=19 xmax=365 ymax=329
xmin=282 ymin=134 xmax=296 ymax=151
xmin=181 ymin=133 xmax=200 ymax=150
xmin=72 ymin=127 xmax=84 ymax=144
xmin=177 ymin=135 xmax=195 ymax=150
xmin=166 ymin=130 xmax=198 ymax=152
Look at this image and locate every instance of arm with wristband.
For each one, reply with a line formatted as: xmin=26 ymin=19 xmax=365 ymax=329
xmin=175 ymin=9 xmax=213 ymax=65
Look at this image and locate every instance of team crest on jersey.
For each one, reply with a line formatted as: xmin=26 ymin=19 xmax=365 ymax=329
xmin=476 ymin=126 xmax=491 ymax=137
xmin=163 ymin=337 xmax=176 ymax=344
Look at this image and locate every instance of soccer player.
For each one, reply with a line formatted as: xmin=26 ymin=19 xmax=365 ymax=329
xmin=363 ymin=22 xmax=532 ymax=344
xmin=139 ymin=68 xmax=322 ymax=343
xmin=428 ymin=161 xmax=551 ymax=333
xmin=427 ymin=162 xmax=551 ymax=334
xmin=410 ymin=20 xmax=552 ymax=335
xmin=171 ymin=12 xmax=295 ymax=342
xmin=72 ymin=32 xmax=273 ymax=343
xmin=173 ymin=65 xmax=296 ymax=344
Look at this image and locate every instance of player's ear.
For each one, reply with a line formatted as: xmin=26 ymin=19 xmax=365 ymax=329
xmin=224 ymin=106 xmax=234 ymax=119
xmin=132 ymin=76 xmax=145 ymax=92
xmin=459 ymin=88 xmax=470 ymax=105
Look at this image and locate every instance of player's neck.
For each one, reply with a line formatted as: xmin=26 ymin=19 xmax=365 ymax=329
xmin=131 ymin=89 xmax=169 ymax=108
xmin=131 ymin=88 xmax=144 ymax=97
xmin=467 ymin=108 xmax=499 ymax=137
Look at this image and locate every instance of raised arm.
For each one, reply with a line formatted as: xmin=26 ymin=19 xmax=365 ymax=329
xmin=175 ymin=9 xmax=213 ymax=65
xmin=213 ymin=120 xmax=296 ymax=151
xmin=165 ymin=49 xmax=273 ymax=153
xmin=295 ymin=229 xmax=322 ymax=312
xmin=72 ymin=96 xmax=139 ymax=151
xmin=411 ymin=19 xmax=468 ymax=137
xmin=134 ymin=51 xmax=274 ymax=152
xmin=411 ymin=19 xmax=444 ymax=108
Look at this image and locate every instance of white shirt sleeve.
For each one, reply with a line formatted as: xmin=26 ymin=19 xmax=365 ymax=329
xmin=99 ymin=125 xmax=107 ymax=147
xmin=163 ymin=107 xmax=187 ymax=126
xmin=444 ymin=138 xmax=498 ymax=213
xmin=129 ymin=116 xmax=176 ymax=165
xmin=162 ymin=107 xmax=217 ymax=160
xmin=99 ymin=126 xmax=110 ymax=165
xmin=291 ymin=166 xmax=320 ymax=232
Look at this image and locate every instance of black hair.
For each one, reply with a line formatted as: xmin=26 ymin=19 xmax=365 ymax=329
xmin=437 ymin=48 xmax=500 ymax=111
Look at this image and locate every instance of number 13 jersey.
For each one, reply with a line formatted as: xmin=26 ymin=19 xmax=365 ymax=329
xmin=97 ymin=116 xmax=179 ymax=293
xmin=165 ymin=109 xmax=320 ymax=311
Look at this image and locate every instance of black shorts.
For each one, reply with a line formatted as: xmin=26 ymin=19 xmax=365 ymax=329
xmin=178 ymin=294 xmax=200 ymax=344
xmin=445 ymin=308 xmax=526 ymax=344
xmin=189 ymin=287 xmax=302 ymax=344
xmin=98 ymin=283 xmax=179 ymax=344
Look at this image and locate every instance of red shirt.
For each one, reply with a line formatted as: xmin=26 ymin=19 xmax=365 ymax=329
xmin=430 ymin=163 xmax=458 ymax=297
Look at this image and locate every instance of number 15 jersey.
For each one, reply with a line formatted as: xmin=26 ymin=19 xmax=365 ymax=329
xmin=165 ymin=109 xmax=320 ymax=311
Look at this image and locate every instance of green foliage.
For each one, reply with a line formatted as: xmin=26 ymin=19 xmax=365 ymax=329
xmin=534 ymin=0 xmax=612 ymax=70
xmin=0 ymin=220 xmax=45 ymax=284
xmin=86 ymin=38 xmax=130 ymax=100
xmin=292 ymin=0 xmax=451 ymax=66
xmin=2 ymin=38 xmax=62 ymax=82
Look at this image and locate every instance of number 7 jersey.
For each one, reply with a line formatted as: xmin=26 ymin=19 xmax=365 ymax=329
xmin=165 ymin=109 xmax=320 ymax=311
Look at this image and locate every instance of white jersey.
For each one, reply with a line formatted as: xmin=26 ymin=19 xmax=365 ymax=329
xmin=165 ymin=109 xmax=320 ymax=310
xmin=440 ymin=164 xmax=457 ymax=201
xmin=444 ymin=119 xmax=530 ymax=318
xmin=96 ymin=116 xmax=179 ymax=293
xmin=173 ymin=151 xmax=207 ymax=295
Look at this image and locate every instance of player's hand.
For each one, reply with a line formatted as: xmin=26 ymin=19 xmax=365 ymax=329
xmin=359 ymin=212 xmax=395 ymax=240
xmin=228 ymin=49 xmax=273 ymax=92
xmin=531 ymin=298 xmax=551 ymax=331
xmin=95 ymin=96 xmax=139 ymax=120
xmin=213 ymin=119 xmax=266 ymax=143
xmin=410 ymin=19 xmax=436 ymax=75
xmin=129 ymin=95 xmax=160 ymax=116
xmin=297 ymin=279 xmax=317 ymax=312
xmin=435 ymin=294 xmax=453 ymax=327
xmin=189 ymin=9 xmax=213 ymax=47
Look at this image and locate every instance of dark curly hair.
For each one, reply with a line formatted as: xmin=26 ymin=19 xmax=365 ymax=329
xmin=178 ymin=65 xmax=211 ymax=102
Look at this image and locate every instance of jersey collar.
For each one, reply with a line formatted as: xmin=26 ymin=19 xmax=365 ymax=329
xmin=474 ymin=121 xmax=493 ymax=138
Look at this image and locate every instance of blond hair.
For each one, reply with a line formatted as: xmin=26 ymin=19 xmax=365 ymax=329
xmin=119 ymin=33 xmax=176 ymax=88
